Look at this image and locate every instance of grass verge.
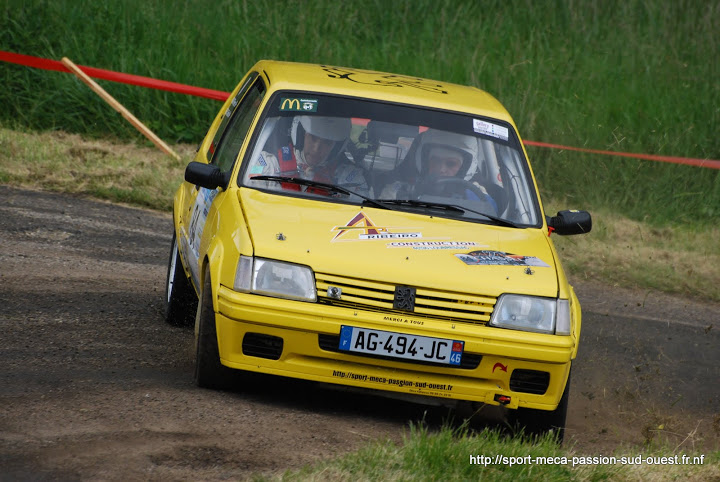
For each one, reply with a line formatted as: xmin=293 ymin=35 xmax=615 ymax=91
xmin=255 ymin=423 xmax=719 ymax=481
xmin=0 ymin=126 xmax=194 ymax=211
xmin=550 ymin=207 xmax=720 ymax=302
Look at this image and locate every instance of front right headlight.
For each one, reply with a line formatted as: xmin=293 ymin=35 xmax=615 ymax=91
xmin=489 ymin=294 xmax=570 ymax=335
xmin=233 ymin=256 xmax=316 ymax=302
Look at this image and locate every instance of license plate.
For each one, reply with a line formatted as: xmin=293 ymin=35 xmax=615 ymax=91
xmin=339 ymin=326 xmax=463 ymax=366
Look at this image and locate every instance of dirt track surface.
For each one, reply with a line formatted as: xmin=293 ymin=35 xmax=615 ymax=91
xmin=1 ymin=185 xmax=718 ymax=480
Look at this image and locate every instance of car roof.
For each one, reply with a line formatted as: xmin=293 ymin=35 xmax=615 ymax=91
xmin=252 ymin=60 xmax=517 ymax=126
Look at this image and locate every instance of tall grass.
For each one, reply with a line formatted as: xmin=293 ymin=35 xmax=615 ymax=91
xmin=1 ymin=0 xmax=718 ymax=225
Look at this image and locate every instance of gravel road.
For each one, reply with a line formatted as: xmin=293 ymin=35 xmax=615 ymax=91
xmin=1 ymin=185 xmax=717 ymax=480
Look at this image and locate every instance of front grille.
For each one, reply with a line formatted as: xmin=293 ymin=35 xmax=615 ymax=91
xmin=318 ymin=334 xmax=482 ymax=370
xmin=509 ymin=369 xmax=550 ymax=394
xmin=242 ymin=332 xmax=283 ymax=360
xmin=316 ymin=273 xmax=496 ymax=326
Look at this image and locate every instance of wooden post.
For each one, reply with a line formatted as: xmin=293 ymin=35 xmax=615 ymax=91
xmin=61 ymin=57 xmax=181 ymax=161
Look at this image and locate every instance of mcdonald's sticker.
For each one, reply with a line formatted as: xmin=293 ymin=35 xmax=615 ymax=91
xmin=280 ymin=98 xmax=318 ymax=112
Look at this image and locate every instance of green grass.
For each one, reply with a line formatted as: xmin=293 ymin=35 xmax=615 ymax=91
xmin=255 ymin=423 xmax=718 ymax=481
xmin=1 ymin=0 xmax=719 ymax=226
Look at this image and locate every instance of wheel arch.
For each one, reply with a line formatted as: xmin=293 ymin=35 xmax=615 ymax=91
xmin=569 ymin=286 xmax=582 ymax=359
xmin=200 ymin=236 xmax=226 ymax=313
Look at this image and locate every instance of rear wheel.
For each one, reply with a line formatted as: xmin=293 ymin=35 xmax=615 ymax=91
xmin=194 ymin=265 xmax=234 ymax=389
xmin=164 ymin=233 xmax=198 ymax=327
xmin=508 ymin=371 xmax=571 ymax=444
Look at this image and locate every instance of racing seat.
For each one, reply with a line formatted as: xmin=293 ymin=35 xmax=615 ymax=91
xmin=373 ymin=131 xmax=424 ymax=196
xmin=262 ymin=117 xmax=294 ymax=153
xmin=354 ymin=122 xmax=420 ymax=194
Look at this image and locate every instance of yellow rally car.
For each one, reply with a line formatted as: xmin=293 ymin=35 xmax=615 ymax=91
xmin=165 ymin=61 xmax=591 ymax=440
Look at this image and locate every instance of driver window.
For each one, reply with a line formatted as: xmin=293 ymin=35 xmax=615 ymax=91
xmin=211 ymin=79 xmax=266 ymax=172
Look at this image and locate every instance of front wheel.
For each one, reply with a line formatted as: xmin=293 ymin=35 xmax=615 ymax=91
xmin=164 ymin=233 xmax=198 ymax=327
xmin=194 ymin=265 xmax=234 ymax=389
xmin=508 ymin=371 xmax=571 ymax=444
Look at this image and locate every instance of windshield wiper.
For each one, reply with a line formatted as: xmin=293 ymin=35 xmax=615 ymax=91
xmin=250 ymin=176 xmax=394 ymax=211
xmin=377 ymin=199 xmax=520 ymax=228
xmin=378 ymin=199 xmax=465 ymax=213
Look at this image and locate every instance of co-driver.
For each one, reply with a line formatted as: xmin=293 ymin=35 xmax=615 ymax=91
xmin=250 ymin=115 xmax=369 ymax=196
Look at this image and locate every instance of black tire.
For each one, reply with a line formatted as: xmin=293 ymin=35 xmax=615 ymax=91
xmin=508 ymin=371 xmax=571 ymax=444
xmin=164 ymin=233 xmax=198 ymax=327
xmin=194 ymin=265 xmax=234 ymax=389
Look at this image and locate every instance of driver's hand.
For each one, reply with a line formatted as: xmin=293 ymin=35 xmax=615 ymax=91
xmin=472 ymin=182 xmax=490 ymax=196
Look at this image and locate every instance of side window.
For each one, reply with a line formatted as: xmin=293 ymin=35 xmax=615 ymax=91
xmin=208 ymin=73 xmax=257 ymax=157
xmin=211 ymin=79 xmax=266 ymax=172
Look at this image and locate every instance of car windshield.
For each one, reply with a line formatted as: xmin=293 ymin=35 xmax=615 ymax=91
xmin=240 ymin=92 xmax=541 ymax=227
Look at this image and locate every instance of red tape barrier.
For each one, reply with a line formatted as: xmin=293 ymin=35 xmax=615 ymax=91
xmin=523 ymin=140 xmax=720 ymax=170
xmin=2 ymin=50 xmax=719 ymax=169
xmin=0 ymin=51 xmax=229 ymax=101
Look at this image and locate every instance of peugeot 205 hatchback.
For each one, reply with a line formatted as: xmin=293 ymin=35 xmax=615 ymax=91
xmin=165 ymin=60 xmax=591 ymax=441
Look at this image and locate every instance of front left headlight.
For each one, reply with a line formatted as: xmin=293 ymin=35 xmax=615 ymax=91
xmin=489 ymin=294 xmax=570 ymax=335
xmin=234 ymin=256 xmax=316 ymax=302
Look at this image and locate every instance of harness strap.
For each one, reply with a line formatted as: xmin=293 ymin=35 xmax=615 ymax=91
xmin=277 ymin=144 xmax=300 ymax=191
xmin=276 ymin=144 xmax=335 ymax=195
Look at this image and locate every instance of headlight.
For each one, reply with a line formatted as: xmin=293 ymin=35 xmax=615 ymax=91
xmin=489 ymin=295 xmax=570 ymax=335
xmin=234 ymin=256 xmax=316 ymax=302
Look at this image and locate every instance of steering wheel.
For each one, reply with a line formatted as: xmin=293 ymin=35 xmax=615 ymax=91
xmin=416 ymin=177 xmax=489 ymax=200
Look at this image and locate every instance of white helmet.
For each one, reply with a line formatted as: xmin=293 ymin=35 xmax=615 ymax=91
xmin=415 ymin=129 xmax=478 ymax=180
xmin=291 ymin=116 xmax=351 ymax=148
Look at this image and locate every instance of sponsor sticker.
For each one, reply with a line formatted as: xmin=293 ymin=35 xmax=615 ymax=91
xmin=188 ymin=188 xmax=218 ymax=258
xmin=387 ymin=241 xmax=484 ymax=250
xmin=455 ymin=250 xmax=550 ymax=267
xmin=330 ymin=369 xmax=454 ymax=397
xmin=344 ymin=169 xmax=358 ymax=182
xmin=492 ymin=362 xmax=508 ymax=373
xmin=473 ymin=119 xmax=509 ymax=141
xmin=280 ymin=98 xmax=318 ymax=112
xmin=360 ymin=232 xmax=421 ymax=240
xmin=331 ymin=212 xmax=421 ymax=242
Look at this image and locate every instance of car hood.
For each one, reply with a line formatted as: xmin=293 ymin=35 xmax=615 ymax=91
xmin=240 ymin=190 xmax=558 ymax=298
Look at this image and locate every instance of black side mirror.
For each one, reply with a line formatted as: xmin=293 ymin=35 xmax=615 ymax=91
xmin=547 ymin=210 xmax=592 ymax=235
xmin=184 ymin=162 xmax=231 ymax=190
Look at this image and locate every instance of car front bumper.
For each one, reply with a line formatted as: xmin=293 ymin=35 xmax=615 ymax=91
xmin=215 ymin=285 xmax=574 ymax=410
